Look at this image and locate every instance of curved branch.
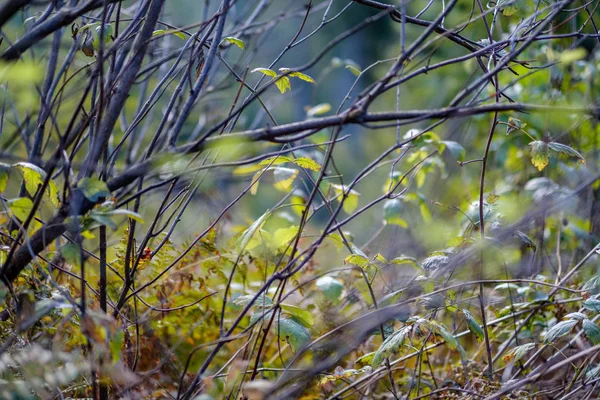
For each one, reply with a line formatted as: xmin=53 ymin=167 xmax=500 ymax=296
xmin=1 ymin=0 xmax=121 ymax=61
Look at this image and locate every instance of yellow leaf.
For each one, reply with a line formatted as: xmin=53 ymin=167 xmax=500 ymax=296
xmin=251 ymin=67 xmax=277 ymax=77
xmin=152 ymin=29 xmax=186 ymax=40
xmin=293 ymin=157 xmax=321 ymax=171
xmin=343 ymin=192 xmax=359 ymax=214
xmin=272 ymin=167 xmax=298 ymax=192
xmin=288 ymin=71 xmax=315 ymax=83
xmin=233 ymin=164 xmax=263 ymax=175
xmin=258 ymin=156 xmax=293 ymax=167
xmin=290 ymin=192 xmax=306 ymax=217
xmin=250 ymin=170 xmax=262 ymax=195
xmin=306 ymin=103 xmax=331 ymax=117
xmin=274 ymin=76 xmax=291 ymax=94
xmin=344 ymin=254 xmax=369 ymax=267
xmin=529 ymin=141 xmax=549 ymax=171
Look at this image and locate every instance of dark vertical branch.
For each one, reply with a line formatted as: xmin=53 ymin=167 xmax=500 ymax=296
xmin=31 ymin=22 xmax=63 ymax=159
xmin=0 ymin=0 xmax=32 ymax=27
xmin=166 ymin=1 xmax=229 ymax=148
xmin=79 ymin=0 xmax=164 ymax=179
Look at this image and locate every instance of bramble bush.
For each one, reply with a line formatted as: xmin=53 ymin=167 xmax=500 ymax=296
xmin=0 ymin=0 xmax=599 ymax=399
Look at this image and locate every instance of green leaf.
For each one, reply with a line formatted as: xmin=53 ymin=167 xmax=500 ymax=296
xmin=245 ymin=229 xmax=272 ymax=252
xmin=93 ymin=24 xmax=113 ymax=49
xmin=106 ymin=209 xmax=145 ymax=224
xmin=324 ymin=232 xmax=346 ymax=251
xmin=371 ymin=326 xmax=410 ymax=366
xmin=543 ymin=319 xmax=578 ymax=343
xmin=277 ymin=317 xmax=310 ymax=351
xmin=89 ymin=210 xmax=118 ymax=230
xmin=421 ymin=255 xmax=449 ymax=272
xmin=343 ymin=192 xmax=359 ymax=214
xmin=77 ymin=177 xmax=110 ymax=202
xmin=23 ymin=15 xmax=37 ymax=27
xmin=462 ymin=309 xmax=484 ymax=341
xmin=529 ymin=141 xmax=549 ymax=171
xmin=506 ymin=116 xmax=526 ymax=135
xmin=152 ymin=29 xmax=185 ymax=40
xmin=280 ymin=304 xmax=313 ymax=327
xmin=411 ymin=131 xmax=440 ymax=147
xmin=583 ymin=319 xmax=600 ymax=345
xmin=383 ymin=171 xmax=405 ymax=193
xmin=431 ymin=322 xmax=461 ymax=352
xmin=559 ymin=48 xmax=587 ymax=64
xmin=501 ymin=3 xmax=519 ymax=16
xmin=0 ymin=281 xmax=7 ymax=304
xmin=421 ymin=294 xmax=445 ymax=310
xmin=61 ymin=243 xmax=81 ymax=267
xmin=587 ymin=364 xmax=600 ymax=380
xmin=290 ymin=72 xmax=315 ymax=83
xmin=315 ymin=276 xmax=344 ymax=301
xmin=438 ymin=141 xmax=465 ymax=161
xmin=78 ymin=22 xmax=99 ymax=32
xmin=583 ymin=276 xmax=600 ymax=291
xmin=514 ymin=230 xmax=537 ymax=251
xmin=329 ymin=183 xmax=360 ymax=214
xmin=272 ymin=225 xmax=299 ymax=250
xmin=419 ymin=202 xmax=432 ymax=223
xmin=565 ymin=312 xmax=587 ymax=321
xmin=503 ymin=343 xmax=535 ymax=363
xmin=355 ymin=352 xmax=375 ymax=365
xmin=237 ymin=211 xmax=271 ymax=251
xmin=345 ymin=64 xmax=361 ymax=76
xmin=344 ymin=254 xmax=369 ymax=268
xmin=390 ymin=256 xmax=420 ymax=269
xmin=0 ymin=163 xmax=10 ymax=193
xmin=13 ymin=162 xmax=59 ymax=206
xmin=250 ymin=169 xmax=264 ymax=195
xmin=110 ymin=330 xmax=124 ymax=362
xmin=260 ymin=156 xmax=321 ymax=172
xmin=81 ymin=230 xmax=95 ymax=240
xmin=437 ymin=325 xmax=460 ymax=349
xmin=223 ymin=36 xmax=245 ymax=49
xmin=251 ymin=67 xmax=294 ymax=93
xmin=47 ymin=180 xmax=60 ymax=207
xmin=548 ymin=142 xmax=586 ymax=164
xmin=0 ymin=59 xmax=44 ymax=87
xmin=291 ymin=191 xmax=306 ymax=217
xmin=8 ymin=197 xmax=33 ymax=221
xmin=583 ymin=298 xmax=600 ymax=312
xmin=14 ymin=162 xmax=45 ymax=197
xmin=251 ymin=67 xmax=277 ymax=77
xmin=18 ymin=294 xmax=72 ymax=332
xmin=249 ymin=308 xmax=273 ymax=326
xmin=383 ymin=199 xmax=404 ymax=215
xmin=234 ymin=293 xmax=273 ymax=309
xmin=374 ymin=253 xmax=387 ymax=264
xmin=383 ymin=199 xmax=407 ymax=227
xmin=486 ymin=193 xmax=500 ymax=204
